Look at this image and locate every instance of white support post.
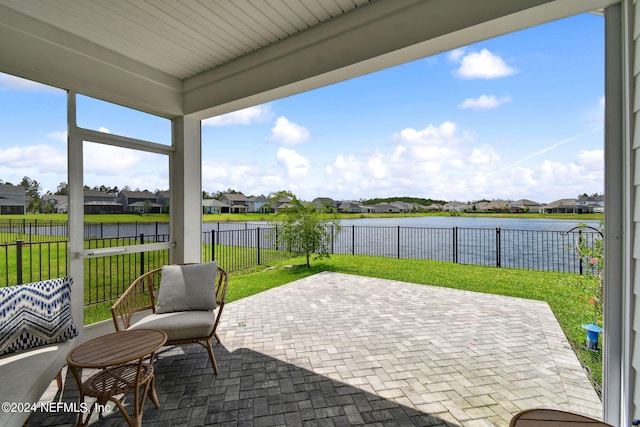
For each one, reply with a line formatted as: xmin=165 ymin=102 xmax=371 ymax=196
xmin=67 ymin=92 xmax=85 ymax=330
xmin=604 ymin=3 xmax=634 ymax=425
xmin=170 ymin=116 xmax=202 ymax=264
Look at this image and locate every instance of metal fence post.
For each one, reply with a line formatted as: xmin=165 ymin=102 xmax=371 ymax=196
xmin=139 ymin=233 xmax=145 ymax=277
xmin=16 ymin=239 xmax=23 ymax=285
xmin=397 ymin=226 xmax=401 ymax=259
xmin=578 ymin=229 xmax=583 ymax=275
xmin=496 ymin=228 xmax=501 ymax=268
xmin=352 ymin=225 xmax=355 ymax=255
xmin=211 ymin=230 xmax=216 ymax=261
xmin=257 ymin=227 xmax=261 ymax=265
xmin=453 ymin=227 xmax=458 ymax=263
xmin=331 ymin=224 xmax=335 ymax=254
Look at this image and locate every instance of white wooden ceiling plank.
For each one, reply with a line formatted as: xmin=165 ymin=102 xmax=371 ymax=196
xmin=236 ymin=1 xmax=290 ymax=40
xmin=97 ymin=1 xmax=212 ymax=72
xmin=246 ymin=0 xmax=301 ymax=38
xmin=131 ymin=0 xmax=223 ymax=65
xmin=155 ymin=0 xmax=238 ymax=62
xmin=285 ymin=1 xmax=324 ymax=27
xmin=192 ymin=0 xmax=262 ymax=56
xmin=175 ymin=0 xmax=255 ymax=63
xmin=271 ymin=0 xmax=317 ymax=29
xmin=224 ymin=0 xmax=305 ymax=46
xmin=301 ymin=1 xmax=333 ymax=22
xmin=313 ymin=0 xmax=344 ymax=17
xmin=200 ymin=1 xmax=269 ymax=48
xmin=88 ymin=2 xmax=199 ymax=75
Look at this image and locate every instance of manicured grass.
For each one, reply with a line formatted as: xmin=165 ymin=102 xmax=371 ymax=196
xmin=1 ymin=211 xmax=603 ymax=223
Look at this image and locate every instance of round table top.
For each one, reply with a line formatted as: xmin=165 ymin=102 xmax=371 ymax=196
xmin=67 ymin=329 xmax=167 ymax=369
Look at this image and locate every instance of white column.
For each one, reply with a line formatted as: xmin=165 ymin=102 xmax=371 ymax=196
xmin=606 ymin=1 xmax=635 ymax=425
xmin=170 ymin=116 xmax=202 ymax=264
xmin=67 ymin=92 xmax=84 ymax=330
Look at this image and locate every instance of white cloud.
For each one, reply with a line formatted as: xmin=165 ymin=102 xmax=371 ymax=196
xmin=366 ymin=154 xmax=387 ymax=179
xmin=447 ymin=48 xmax=466 ymax=62
xmin=458 ymin=94 xmax=512 ymax=110
xmin=393 ymin=121 xmax=459 ymax=144
xmin=318 ymin=119 xmax=605 ymax=203
xmin=0 ymin=145 xmax=66 ymax=173
xmin=47 ymin=131 xmax=67 ymax=142
xmin=0 ymin=144 xmax=67 ymax=193
xmin=277 ymin=147 xmax=309 ymax=178
xmin=468 ymin=145 xmax=501 ymax=167
xmin=270 ymin=117 xmax=310 ymax=145
xmin=452 ymin=49 xmax=516 ymax=79
xmin=199 ymin=126 xmax=602 ymax=202
xmin=578 ymin=149 xmax=604 ymax=166
xmin=81 ymin=143 xmax=169 ymax=191
xmin=202 ymin=105 xmax=273 ymax=126
xmin=83 ymin=144 xmax=145 ymax=175
xmin=323 ymin=121 xmax=479 ymax=199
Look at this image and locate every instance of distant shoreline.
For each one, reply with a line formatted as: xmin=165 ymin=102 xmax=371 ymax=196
xmin=0 ymin=212 xmax=604 ymax=224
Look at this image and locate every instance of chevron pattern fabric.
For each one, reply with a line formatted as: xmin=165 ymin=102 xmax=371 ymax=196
xmin=0 ymin=277 xmax=78 ymax=356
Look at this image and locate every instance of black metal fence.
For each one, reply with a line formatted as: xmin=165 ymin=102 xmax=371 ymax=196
xmin=0 ymin=221 xmax=601 ymax=306
xmin=202 ymin=227 xmax=293 ymax=272
xmin=327 ymin=225 xmax=598 ymax=273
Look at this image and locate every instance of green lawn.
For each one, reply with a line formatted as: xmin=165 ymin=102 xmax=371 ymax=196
xmin=0 ymin=211 xmax=604 ymax=223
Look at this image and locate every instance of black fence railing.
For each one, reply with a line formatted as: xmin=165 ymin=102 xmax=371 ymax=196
xmin=0 ymin=223 xmax=601 ymax=307
xmin=321 ymin=225 xmax=597 ymax=273
xmin=202 ymin=227 xmax=293 ymax=271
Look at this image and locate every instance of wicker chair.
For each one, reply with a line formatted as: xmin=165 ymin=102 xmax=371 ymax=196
xmin=111 ymin=263 xmax=229 ymax=373
xmin=509 ymin=409 xmax=613 ymax=427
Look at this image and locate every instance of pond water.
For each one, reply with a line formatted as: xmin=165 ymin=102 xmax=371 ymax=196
xmin=9 ymin=216 xmax=601 ymax=240
xmin=335 ymin=216 xmax=601 ymax=232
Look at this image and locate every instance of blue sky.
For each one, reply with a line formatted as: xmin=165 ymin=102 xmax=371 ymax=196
xmin=0 ymin=12 xmax=603 ymax=204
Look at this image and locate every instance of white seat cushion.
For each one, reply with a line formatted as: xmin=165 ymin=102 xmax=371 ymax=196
xmin=0 ymin=339 xmax=76 ymax=427
xmin=128 ymin=311 xmax=215 ymax=341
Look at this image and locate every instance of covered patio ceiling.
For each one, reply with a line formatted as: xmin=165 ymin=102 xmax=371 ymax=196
xmin=0 ymin=0 xmax=614 ymax=120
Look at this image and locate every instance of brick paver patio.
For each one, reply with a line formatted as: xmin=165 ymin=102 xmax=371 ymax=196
xmin=31 ymin=271 xmax=602 ymax=426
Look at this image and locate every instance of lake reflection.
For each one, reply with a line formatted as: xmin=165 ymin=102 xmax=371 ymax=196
xmin=78 ymin=216 xmax=603 ymax=239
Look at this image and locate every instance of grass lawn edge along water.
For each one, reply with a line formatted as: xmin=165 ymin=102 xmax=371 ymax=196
xmin=0 ymin=212 xmax=604 ymax=223
xmin=84 ymin=254 xmax=603 ymax=397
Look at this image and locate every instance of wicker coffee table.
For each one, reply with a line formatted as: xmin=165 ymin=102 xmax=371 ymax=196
xmin=67 ymin=329 xmax=167 ymax=427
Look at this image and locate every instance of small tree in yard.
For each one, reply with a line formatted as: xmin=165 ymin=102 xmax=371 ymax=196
xmin=269 ymin=191 xmax=340 ymax=267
